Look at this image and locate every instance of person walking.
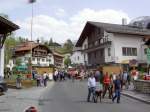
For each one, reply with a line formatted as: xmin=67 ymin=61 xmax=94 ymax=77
xmin=109 ymin=74 xmax=114 ymax=99
xmin=95 ymin=70 xmax=101 ymax=81
xmin=112 ymin=75 xmax=122 ymax=103
xmin=16 ymin=73 xmax=22 ymax=89
xmin=36 ymin=74 xmax=41 ymax=87
xmin=102 ymin=72 xmax=111 ymax=99
xmin=87 ymin=72 xmax=96 ymax=102
xmin=43 ymin=72 xmax=48 ymax=87
xmin=54 ymin=70 xmax=58 ymax=82
xmin=95 ymin=78 xmax=103 ymax=103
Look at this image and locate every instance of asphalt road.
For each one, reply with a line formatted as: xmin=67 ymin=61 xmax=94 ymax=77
xmin=40 ymin=80 xmax=150 ymax=112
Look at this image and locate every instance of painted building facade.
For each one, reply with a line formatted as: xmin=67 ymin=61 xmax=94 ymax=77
xmin=13 ymin=41 xmax=53 ymax=67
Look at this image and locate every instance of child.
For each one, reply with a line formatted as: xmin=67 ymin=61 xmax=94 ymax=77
xmin=95 ymin=78 xmax=103 ymax=103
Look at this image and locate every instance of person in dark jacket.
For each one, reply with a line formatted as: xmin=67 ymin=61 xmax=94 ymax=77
xmin=112 ymin=75 xmax=122 ymax=103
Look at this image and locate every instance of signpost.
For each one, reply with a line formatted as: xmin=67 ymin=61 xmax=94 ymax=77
xmin=146 ymin=48 xmax=150 ymax=74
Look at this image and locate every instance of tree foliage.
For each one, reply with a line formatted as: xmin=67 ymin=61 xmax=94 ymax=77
xmin=4 ymin=35 xmax=26 ymax=67
xmin=63 ymin=39 xmax=74 ymax=51
xmin=64 ymin=57 xmax=71 ymax=68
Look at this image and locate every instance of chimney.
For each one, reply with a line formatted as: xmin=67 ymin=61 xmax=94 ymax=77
xmin=122 ymin=18 xmax=127 ymax=25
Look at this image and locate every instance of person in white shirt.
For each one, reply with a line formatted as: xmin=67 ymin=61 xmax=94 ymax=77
xmin=54 ymin=70 xmax=58 ymax=81
xmin=87 ymin=72 xmax=96 ymax=102
xmin=43 ymin=72 xmax=48 ymax=87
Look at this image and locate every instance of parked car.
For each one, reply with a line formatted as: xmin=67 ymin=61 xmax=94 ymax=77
xmin=0 ymin=80 xmax=8 ymax=93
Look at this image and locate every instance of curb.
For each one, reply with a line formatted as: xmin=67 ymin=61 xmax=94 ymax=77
xmin=7 ymin=84 xmax=17 ymax=89
xmin=121 ymin=92 xmax=150 ymax=104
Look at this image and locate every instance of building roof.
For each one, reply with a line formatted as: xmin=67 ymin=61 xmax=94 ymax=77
xmin=0 ymin=16 xmax=19 ymax=34
xmin=89 ymin=21 xmax=150 ymax=35
xmin=15 ymin=41 xmax=52 ymax=53
xmin=53 ymin=51 xmax=64 ymax=58
xmin=76 ymin=21 xmax=150 ymax=47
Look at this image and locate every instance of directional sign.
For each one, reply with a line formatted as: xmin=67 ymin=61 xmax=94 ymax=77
xmin=147 ymin=48 xmax=150 ymax=64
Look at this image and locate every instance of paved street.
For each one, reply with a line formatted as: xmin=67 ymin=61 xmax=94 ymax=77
xmin=40 ymin=80 xmax=150 ymax=112
xmin=0 ymin=82 xmax=54 ymax=112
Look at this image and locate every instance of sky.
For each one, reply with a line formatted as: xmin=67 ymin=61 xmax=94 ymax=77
xmin=0 ymin=0 xmax=150 ymax=43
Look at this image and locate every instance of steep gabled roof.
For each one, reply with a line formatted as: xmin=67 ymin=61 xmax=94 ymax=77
xmin=76 ymin=21 xmax=150 ymax=47
xmin=15 ymin=41 xmax=52 ymax=53
xmin=88 ymin=21 xmax=150 ymax=35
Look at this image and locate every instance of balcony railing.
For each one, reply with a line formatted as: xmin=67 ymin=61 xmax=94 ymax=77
xmin=85 ymin=41 xmax=112 ymax=52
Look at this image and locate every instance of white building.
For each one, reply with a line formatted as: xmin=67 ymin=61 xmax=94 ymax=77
xmin=70 ymin=47 xmax=84 ymax=64
xmin=0 ymin=16 xmax=19 ymax=78
xmin=76 ymin=18 xmax=150 ymax=69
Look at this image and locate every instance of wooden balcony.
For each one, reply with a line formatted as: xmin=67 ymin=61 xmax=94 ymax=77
xmin=85 ymin=41 xmax=112 ymax=53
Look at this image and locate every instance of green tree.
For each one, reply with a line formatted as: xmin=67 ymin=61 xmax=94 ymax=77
xmin=64 ymin=57 xmax=71 ymax=68
xmin=63 ymin=39 xmax=74 ymax=53
xmin=4 ymin=35 xmax=18 ymax=66
xmin=15 ymin=58 xmax=22 ymax=66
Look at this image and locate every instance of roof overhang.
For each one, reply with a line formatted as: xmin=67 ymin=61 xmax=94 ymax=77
xmin=0 ymin=16 xmax=19 ymax=34
xmin=0 ymin=16 xmax=19 ymax=48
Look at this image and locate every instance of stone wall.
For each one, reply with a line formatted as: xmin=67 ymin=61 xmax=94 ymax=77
xmin=134 ymin=80 xmax=150 ymax=94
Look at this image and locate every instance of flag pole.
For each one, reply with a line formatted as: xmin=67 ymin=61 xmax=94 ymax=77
xmin=29 ymin=0 xmax=36 ymax=78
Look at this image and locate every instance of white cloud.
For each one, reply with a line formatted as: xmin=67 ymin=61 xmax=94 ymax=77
xmin=55 ymin=8 xmax=66 ymax=17
xmin=15 ymin=9 xmax=130 ymax=43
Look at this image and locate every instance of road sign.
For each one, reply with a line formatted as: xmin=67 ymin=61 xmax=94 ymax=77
xmin=147 ymin=48 xmax=150 ymax=64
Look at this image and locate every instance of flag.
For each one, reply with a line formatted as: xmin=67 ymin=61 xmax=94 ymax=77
xmin=29 ymin=0 xmax=36 ymax=3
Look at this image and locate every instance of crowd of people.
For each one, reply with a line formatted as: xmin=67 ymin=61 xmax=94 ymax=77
xmin=87 ymin=70 xmax=132 ymax=103
xmin=35 ymin=72 xmax=49 ymax=87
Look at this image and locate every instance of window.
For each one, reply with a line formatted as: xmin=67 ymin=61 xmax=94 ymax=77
xmin=78 ymin=56 xmax=79 ymax=61
xmin=95 ymin=41 xmax=98 ymax=46
xmin=132 ymin=48 xmax=137 ymax=56
xmin=24 ymin=57 xmax=28 ymax=61
xmin=32 ymin=58 xmax=35 ymax=61
xmin=127 ymin=48 xmax=132 ymax=56
xmin=100 ymin=49 xmax=104 ymax=57
xmin=122 ymin=47 xmax=137 ymax=56
xmin=122 ymin=47 xmax=127 ymax=56
xmin=42 ymin=58 xmax=45 ymax=62
xmin=108 ymin=48 xmax=111 ymax=56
